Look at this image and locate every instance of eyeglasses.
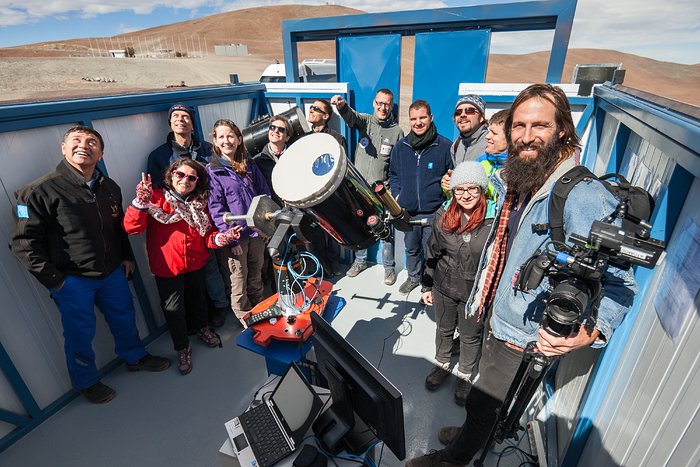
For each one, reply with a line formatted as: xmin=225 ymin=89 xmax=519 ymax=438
xmin=453 ymin=186 xmax=481 ymax=196
xmin=454 ymin=107 xmax=480 ymax=117
xmin=309 ymin=105 xmax=327 ymax=115
xmin=374 ymin=101 xmax=392 ymax=109
xmin=269 ymin=124 xmax=287 ymax=134
xmin=172 ymin=170 xmax=199 ymax=183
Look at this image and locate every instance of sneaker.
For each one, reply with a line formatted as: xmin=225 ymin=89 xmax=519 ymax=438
xmin=177 ymin=345 xmax=193 ymax=375
xmin=126 ymin=354 xmax=171 ymax=372
xmin=405 ymin=449 xmax=464 ymax=467
xmin=425 ymin=365 xmax=451 ymax=391
xmin=346 ymin=262 xmax=368 ymax=277
xmin=454 ymin=379 xmax=471 ymax=406
xmin=79 ymin=381 xmax=116 ymax=404
xmin=438 ymin=426 xmax=461 ymax=446
xmin=383 ymin=269 xmax=397 ymax=285
xmin=399 ymin=278 xmax=420 ymax=295
xmin=210 ymin=307 xmax=228 ymax=329
xmin=197 ymin=327 xmax=222 ymax=348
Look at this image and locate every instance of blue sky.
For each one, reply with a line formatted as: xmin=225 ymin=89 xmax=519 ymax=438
xmin=1 ymin=0 xmax=699 ymax=64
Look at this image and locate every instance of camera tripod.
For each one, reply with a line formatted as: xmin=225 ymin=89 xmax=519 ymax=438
xmin=474 ymin=341 xmax=555 ymax=466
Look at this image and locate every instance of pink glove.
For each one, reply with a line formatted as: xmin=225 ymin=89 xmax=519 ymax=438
xmin=133 ymin=173 xmax=153 ymax=208
xmin=215 ymin=227 xmax=242 ymax=247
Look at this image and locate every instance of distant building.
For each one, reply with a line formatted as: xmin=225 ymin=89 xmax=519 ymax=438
xmin=108 ymin=49 xmax=126 ymax=58
xmin=214 ymin=44 xmax=249 ymax=57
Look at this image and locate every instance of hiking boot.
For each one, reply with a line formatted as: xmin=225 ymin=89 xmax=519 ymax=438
xmin=210 ymin=307 xmax=228 ymax=329
xmin=346 ymin=262 xmax=368 ymax=277
xmin=450 ymin=338 xmax=460 ymax=356
xmin=399 ymin=278 xmax=420 ymax=295
xmin=405 ymin=449 xmax=464 ymax=467
xmin=79 ymin=381 xmax=116 ymax=404
xmin=454 ymin=379 xmax=471 ymax=406
xmin=425 ymin=365 xmax=451 ymax=391
xmin=126 ymin=354 xmax=171 ymax=372
xmin=384 ymin=269 xmax=397 ymax=285
xmin=438 ymin=426 xmax=461 ymax=446
xmin=177 ymin=345 xmax=193 ymax=375
xmin=197 ymin=327 xmax=222 ymax=348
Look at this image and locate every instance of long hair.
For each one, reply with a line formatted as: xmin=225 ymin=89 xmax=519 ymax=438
xmin=163 ymin=157 xmax=209 ymax=201
xmin=441 ymin=192 xmax=487 ymax=234
xmin=212 ymin=119 xmax=247 ymax=175
xmin=504 ymin=84 xmax=579 ymax=157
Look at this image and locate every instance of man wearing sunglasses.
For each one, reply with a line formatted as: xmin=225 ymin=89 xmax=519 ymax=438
xmin=11 ymin=126 xmax=171 ymax=404
xmin=306 ymin=99 xmax=347 ymax=152
xmin=146 ymin=103 xmax=228 ymax=328
xmin=330 ymin=89 xmax=404 ymax=285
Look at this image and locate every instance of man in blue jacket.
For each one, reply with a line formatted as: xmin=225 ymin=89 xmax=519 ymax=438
xmin=406 ymin=84 xmax=637 ymax=466
xmin=389 ymin=100 xmax=453 ymax=295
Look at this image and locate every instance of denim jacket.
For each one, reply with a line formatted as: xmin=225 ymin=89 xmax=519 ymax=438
xmin=466 ymin=156 xmax=637 ymax=349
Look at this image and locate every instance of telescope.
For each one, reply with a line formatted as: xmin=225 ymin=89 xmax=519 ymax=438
xmin=241 ymin=106 xmax=310 ymax=156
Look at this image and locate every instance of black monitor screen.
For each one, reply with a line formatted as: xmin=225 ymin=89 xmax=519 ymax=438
xmin=310 ymin=312 xmax=405 ymax=460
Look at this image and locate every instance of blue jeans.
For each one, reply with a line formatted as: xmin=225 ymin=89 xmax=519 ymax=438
xmin=354 ymin=239 xmax=395 ymax=270
xmin=205 ymin=249 xmax=229 ymax=308
xmin=49 ymin=268 xmax=148 ymax=390
xmin=403 ymin=212 xmax=435 ymax=282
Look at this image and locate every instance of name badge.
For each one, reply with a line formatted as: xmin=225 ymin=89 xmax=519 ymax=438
xmin=17 ymin=205 xmax=29 ymax=218
xmin=428 ymin=162 xmax=434 ymax=169
xmin=359 ymin=137 xmax=369 ymax=148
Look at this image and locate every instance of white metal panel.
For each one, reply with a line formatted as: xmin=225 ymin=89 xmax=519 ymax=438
xmin=197 ymin=99 xmax=254 ymax=144
xmin=592 ymin=113 xmax=619 ymax=174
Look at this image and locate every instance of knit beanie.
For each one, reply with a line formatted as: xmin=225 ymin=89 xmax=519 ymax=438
xmin=450 ymin=161 xmax=489 ymax=191
xmin=168 ymin=103 xmax=195 ymax=123
xmin=454 ymin=95 xmax=486 ymax=117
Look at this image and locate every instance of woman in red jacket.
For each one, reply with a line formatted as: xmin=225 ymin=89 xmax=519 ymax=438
xmin=124 ymin=158 xmax=240 ymax=375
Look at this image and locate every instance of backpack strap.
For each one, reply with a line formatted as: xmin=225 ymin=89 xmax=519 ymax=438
xmin=542 ymin=165 xmax=596 ymax=250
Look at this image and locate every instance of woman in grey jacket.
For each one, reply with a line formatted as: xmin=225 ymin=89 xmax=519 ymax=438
xmin=421 ymin=161 xmax=495 ymax=406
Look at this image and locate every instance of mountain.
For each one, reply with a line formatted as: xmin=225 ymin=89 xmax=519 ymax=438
xmin=1 ymin=5 xmax=697 ymax=106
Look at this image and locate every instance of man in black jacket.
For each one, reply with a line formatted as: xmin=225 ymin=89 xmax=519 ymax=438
xmin=11 ymin=126 xmax=170 ymax=404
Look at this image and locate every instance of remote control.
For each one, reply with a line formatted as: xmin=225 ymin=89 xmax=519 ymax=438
xmin=244 ymin=305 xmax=285 ymax=327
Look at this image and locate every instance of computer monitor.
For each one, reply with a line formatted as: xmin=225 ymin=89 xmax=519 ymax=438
xmin=310 ymin=312 xmax=405 ymax=460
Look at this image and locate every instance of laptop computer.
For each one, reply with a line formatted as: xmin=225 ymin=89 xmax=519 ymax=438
xmin=225 ymin=363 xmax=324 ymax=467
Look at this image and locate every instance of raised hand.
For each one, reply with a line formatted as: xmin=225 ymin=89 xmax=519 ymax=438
xmin=215 ymin=226 xmax=242 ymax=247
xmin=134 ymin=172 xmax=153 ymax=206
xmin=330 ymin=95 xmax=346 ymax=110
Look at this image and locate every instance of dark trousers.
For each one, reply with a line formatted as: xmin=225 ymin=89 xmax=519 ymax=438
xmin=404 ymin=212 xmax=435 ymax=282
xmin=155 ymin=267 xmax=208 ymax=351
xmin=445 ymin=329 xmax=524 ymax=463
xmin=433 ymin=289 xmax=483 ymax=375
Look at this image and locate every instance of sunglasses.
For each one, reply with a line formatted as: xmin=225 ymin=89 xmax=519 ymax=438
xmin=454 ymin=107 xmax=480 ymax=117
xmin=269 ymin=124 xmax=287 ymax=134
xmin=453 ymin=186 xmax=481 ymax=196
xmin=172 ymin=170 xmax=199 ymax=183
xmin=309 ymin=105 xmax=328 ymax=115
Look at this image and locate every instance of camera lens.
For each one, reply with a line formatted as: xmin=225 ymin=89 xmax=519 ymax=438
xmin=543 ymin=278 xmax=591 ymax=336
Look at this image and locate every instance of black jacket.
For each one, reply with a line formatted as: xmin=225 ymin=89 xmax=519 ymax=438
xmin=11 ymin=160 xmax=134 ymax=289
xmin=422 ymin=206 xmax=494 ymax=302
xmin=146 ymin=132 xmax=212 ymax=187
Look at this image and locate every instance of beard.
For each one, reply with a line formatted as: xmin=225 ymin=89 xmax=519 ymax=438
xmin=502 ymin=137 xmax=562 ymax=194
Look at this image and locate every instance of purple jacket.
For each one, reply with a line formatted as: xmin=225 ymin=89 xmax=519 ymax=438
xmin=207 ymin=154 xmax=271 ymax=244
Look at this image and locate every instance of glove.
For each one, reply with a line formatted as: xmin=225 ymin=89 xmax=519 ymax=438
xmin=215 ymin=227 xmax=241 ymax=247
xmin=133 ymin=173 xmax=153 ymax=208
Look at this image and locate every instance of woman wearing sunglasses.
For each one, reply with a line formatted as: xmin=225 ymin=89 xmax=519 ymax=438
xmin=124 ymin=158 xmax=241 ymax=375
xmin=250 ymin=115 xmax=292 ymax=204
xmin=420 ymin=161 xmax=496 ymax=405
xmin=207 ymin=119 xmax=272 ymax=325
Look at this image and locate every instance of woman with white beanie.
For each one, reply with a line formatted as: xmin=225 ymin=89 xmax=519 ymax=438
xmin=421 ymin=161 xmax=496 ymax=405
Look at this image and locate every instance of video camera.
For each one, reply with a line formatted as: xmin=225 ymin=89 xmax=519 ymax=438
xmin=514 ymin=208 xmax=665 ymax=337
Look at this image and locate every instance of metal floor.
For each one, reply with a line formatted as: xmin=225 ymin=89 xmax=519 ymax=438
xmin=0 ymin=265 xmax=534 ymax=467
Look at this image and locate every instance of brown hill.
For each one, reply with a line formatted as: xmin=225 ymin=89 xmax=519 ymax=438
xmin=1 ymin=4 xmax=697 ymax=106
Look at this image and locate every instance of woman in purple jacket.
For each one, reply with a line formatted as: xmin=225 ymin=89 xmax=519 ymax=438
xmin=207 ymin=119 xmax=272 ymax=324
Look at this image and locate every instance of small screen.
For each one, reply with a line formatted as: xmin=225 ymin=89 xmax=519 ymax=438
xmin=271 ymin=364 xmax=322 ymax=443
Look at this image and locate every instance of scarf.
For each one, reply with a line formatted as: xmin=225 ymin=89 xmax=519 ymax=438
xmin=477 ymin=190 xmax=516 ymax=321
xmin=148 ymin=190 xmax=211 ymax=237
xmin=406 ymin=122 xmax=438 ymax=151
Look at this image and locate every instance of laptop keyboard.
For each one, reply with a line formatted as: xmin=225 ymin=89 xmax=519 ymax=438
xmin=239 ymin=404 xmax=293 ymax=467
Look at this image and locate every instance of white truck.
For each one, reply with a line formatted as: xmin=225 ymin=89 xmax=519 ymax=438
xmin=260 ymin=59 xmax=337 ymax=83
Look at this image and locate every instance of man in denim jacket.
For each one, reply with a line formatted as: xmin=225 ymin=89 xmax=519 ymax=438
xmin=406 ymin=84 xmax=637 ymax=466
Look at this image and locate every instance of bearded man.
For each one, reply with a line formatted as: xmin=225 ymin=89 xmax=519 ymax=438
xmin=406 ymin=84 xmax=637 ymax=466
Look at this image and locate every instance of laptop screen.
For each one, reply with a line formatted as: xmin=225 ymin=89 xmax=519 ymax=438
xmin=271 ymin=364 xmax=323 ymax=444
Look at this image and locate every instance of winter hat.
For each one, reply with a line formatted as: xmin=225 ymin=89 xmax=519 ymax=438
xmin=450 ymin=161 xmax=489 ymax=192
xmin=168 ymin=103 xmax=195 ymax=123
xmin=454 ymin=94 xmax=486 ymax=117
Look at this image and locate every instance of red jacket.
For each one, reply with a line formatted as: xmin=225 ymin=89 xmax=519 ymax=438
xmin=123 ymin=189 xmax=218 ymax=278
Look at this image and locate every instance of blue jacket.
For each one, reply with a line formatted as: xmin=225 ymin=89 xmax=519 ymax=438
xmin=466 ymin=157 xmax=637 ymax=349
xmin=388 ymin=134 xmax=453 ymax=214
xmin=207 ymin=154 xmax=271 ymax=245
xmin=147 ymin=132 xmax=213 ymax=187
